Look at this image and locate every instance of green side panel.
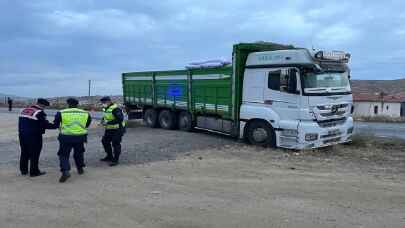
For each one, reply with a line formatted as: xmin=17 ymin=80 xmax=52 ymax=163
xmin=190 ymin=66 xmax=233 ymax=119
xmin=154 ymin=70 xmax=189 ymax=109
xmin=122 ymin=72 xmax=154 ymax=105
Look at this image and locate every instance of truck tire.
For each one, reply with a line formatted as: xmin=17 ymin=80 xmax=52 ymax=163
xmin=178 ymin=111 xmax=194 ymax=131
xmin=158 ymin=110 xmax=177 ymax=130
xmin=246 ymin=121 xmax=276 ymax=147
xmin=144 ymin=108 xmax=159 ymax=128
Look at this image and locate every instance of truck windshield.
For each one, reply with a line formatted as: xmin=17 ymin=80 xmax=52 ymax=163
xmin=303 ymin=71 xmax=350 ymax=94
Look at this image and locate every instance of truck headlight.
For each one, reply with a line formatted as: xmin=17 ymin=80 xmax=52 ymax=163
xmin=282 ymin=129 xmax=298 ymax=137
xmin=305 ymin=133 xmax=318 ymax=141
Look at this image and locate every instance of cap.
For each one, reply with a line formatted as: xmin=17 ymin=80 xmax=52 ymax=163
xmin=66 ymin=98 xmax=79 ymax=106
xmin=37 ymin=98 xmax=50 ymax=107
xmin=100 ymin=96 xmax=111 ymax=102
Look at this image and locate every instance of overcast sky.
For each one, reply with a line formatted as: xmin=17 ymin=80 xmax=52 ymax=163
xmin=1 ymin=0 xmax=405 ymax=97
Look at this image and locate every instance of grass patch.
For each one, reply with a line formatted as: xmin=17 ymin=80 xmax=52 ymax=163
xmin=347 ymin=133 xmax=405 ymax=150
xmin=348 ymin=134 xmax=376 ymax=148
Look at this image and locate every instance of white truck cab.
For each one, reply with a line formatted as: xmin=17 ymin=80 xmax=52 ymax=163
xmin=240 ymin=49 xmax=354 ymax=149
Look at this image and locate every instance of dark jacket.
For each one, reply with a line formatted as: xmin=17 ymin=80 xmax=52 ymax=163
xmin=18 ymin=105 xmax=55 ymax=136
xmin=53 ymin=111 xmax=92 ymax=143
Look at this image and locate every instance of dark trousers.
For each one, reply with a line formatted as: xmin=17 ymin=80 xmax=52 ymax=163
xmin=19 ymin=134 xmax=43 ymax=175
xmin=102 ymin=129 xmax=123 ymax=161
xmin=58 ymin=140 xmax=85 ymax=173
xmin=8 ymin=104 xmax=12 ymax=111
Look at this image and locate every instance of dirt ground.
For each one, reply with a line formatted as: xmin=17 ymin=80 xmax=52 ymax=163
xmin=0 ymin=112 xmax=404 ymax=228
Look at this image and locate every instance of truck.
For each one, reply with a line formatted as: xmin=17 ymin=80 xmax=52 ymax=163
xmin=122 ymin=42 xmax=354 ymax=149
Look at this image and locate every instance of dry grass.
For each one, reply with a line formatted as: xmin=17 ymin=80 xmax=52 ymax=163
xmin=348 ymin=134 xmax=405 ymax=149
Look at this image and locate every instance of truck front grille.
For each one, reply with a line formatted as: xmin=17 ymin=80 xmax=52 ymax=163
xmin=320 ymin=111 xmax=346 ymax=117
xmin=317 ymin=104 xmax=349 ymax=118
xmin=317 ymin=118 xmax=346 ymax=128
xmin=317 ymin=104 xmax=348 ymax=110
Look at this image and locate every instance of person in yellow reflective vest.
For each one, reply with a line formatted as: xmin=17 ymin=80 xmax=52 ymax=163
xmin=99 ymin=96 xmax=126 ymax=166
xmin=53 ymin=98 xmax=92 ymax=183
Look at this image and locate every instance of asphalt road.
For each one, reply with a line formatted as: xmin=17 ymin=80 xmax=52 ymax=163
xmin=2 ymin=107 xmax=405 ymax=139
xmin=355 ymin=121 xmax=405 ymax=139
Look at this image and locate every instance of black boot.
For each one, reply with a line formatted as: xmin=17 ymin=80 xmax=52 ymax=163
xmin=59 ymin=172 xmax=71 ymax=183
xmin=109 ymin=158 xmax=119 ymax=167
xmin=77 ymin=167 xmax=84 ymax=175
xmin=100 ymin=156 xmax=113 ymax=162
xmin=30 ymin=171 xmax=46 ymax=177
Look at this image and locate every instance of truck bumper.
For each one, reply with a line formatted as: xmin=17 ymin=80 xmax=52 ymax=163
xmin=277 ymin=117 xmax=354 ymax=150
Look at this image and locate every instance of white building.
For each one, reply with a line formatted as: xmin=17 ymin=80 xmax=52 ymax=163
xmin=353 ymin=93 xmax=405 ymax=117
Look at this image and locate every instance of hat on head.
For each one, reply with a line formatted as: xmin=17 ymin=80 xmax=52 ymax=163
xmin=37 ymin=98 xmax=50 ymax=107
xmin=66 ymin=98 xmax=79 ymax=106
xmin=100 ymin=96 xmax=111 ymax=102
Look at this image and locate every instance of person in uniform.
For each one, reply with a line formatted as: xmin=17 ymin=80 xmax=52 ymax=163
xmin=18 ymin=98 xmax=54 ymax=177
xmin=99 ymin=96 xmax=125 ymax=166
xmin=53 ymin=98 xmax=92 ymax=183
xmin=7 ymin=97 xmax=13 ymax=112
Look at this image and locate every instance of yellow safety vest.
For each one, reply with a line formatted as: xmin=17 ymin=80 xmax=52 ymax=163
xmin=60 ymin=108 xmax=89 ymax=135
xmin=103 ymin=104 xmax=126 ymax=129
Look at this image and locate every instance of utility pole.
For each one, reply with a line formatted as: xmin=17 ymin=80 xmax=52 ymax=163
xmin=88 ymin=80 xmax=92 ymax=107
xmin=88 ymin=80 xmax=91 ymax=97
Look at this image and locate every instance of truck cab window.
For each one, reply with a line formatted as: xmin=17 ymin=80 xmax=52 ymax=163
xmin=268 ymin=71 xmax=281 ymax=91
xmin=268 ymin=69 xmax=298 ymax=94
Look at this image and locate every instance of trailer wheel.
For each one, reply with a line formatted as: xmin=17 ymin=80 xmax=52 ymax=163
xmin=178 ymin=111 xmax=194 ymax=131
xmin=158 ymin=110 xmax=177 ymax=130
xmin=246 ymin=120 xmax=276 ymax=147
xmin=144 ymin=108 xmax=159 ymax=128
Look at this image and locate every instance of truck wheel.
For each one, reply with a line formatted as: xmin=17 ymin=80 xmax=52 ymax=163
xmin=159 ymin=110 xmax=177 ymax=130
xmin=246 ymin=121 xmax=276 ymax=147
xmin=144 ymin=108 xmax=159 ymax=128
xmin=178 ymin=111 xmax=194 ymax=131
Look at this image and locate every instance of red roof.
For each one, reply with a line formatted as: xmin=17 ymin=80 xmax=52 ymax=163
xmin=353 ymin=91 xmax=405 ymax=102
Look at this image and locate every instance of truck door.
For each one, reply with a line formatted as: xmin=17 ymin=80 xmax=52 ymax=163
xmin=263 ymin=68 xmax=301 ymax=121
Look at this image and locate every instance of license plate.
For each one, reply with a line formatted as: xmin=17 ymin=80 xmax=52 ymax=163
xmin=328 ymin=129 xmax=340 ymax=135
xmin=324 ymin=137 xmax=341 ymax=144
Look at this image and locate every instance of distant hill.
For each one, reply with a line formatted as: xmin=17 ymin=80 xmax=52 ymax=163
xmin=351 ymin=78 xmax=405 ymax=95
xmin=0 ymin=93 xmax=32 ymax=104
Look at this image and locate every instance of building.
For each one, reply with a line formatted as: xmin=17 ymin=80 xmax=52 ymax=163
xmin=353 ymin=92 xmax=405 ymax=117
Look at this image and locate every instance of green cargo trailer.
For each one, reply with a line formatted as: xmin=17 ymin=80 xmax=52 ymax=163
xmin=123 ymin=42 xmax=295 ymax=136
xmin=123 ymin=66 xmax=235 ymax=132
xmin=123 ymin=42 xmax=354 ymax=149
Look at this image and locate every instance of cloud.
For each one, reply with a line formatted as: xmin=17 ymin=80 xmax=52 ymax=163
xmin=1 ymin=0 xmax=405 ymax=96
xmin=45 ymin=9 xmax=156 ymax=39
xmin=314 ymin=23 xmax=360 ymax=47
xmin=396 ymin=28 xmax=405 ymax=36
xmin=239 ymin=9 xmax=315 ymax=37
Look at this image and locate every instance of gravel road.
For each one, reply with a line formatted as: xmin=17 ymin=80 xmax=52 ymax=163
xmin=0 ymin=112 xmax=404 ymax=228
